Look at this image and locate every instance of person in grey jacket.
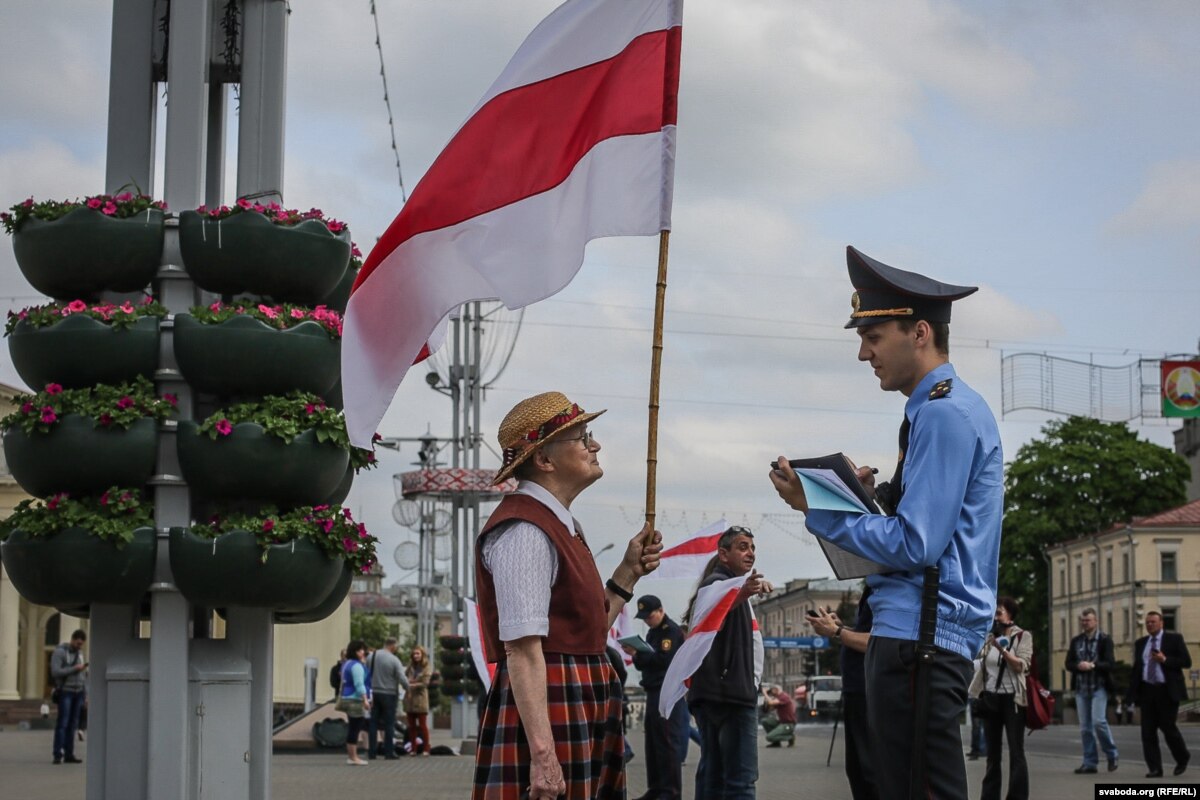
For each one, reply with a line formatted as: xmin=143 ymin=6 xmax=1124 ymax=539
xmin=368 ymin=637 xmax=409 ymax=759
xmin=50 ymin=629 xmax=88 ymax=764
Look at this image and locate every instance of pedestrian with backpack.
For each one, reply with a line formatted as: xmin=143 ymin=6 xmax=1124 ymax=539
xmin=968 ymin=597 xmax=1033 ymax=800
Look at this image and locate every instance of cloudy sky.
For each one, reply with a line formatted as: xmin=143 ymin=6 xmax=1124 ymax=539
xmin=2 ymin=1 xmax=1198 ymax=622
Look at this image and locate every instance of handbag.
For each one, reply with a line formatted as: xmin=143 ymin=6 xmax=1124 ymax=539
xmin=1024 ymin=651 xmax=1054 ymax=732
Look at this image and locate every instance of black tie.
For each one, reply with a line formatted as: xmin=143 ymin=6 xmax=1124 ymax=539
xmin=879 ymin=415 xmax=910 ymax=515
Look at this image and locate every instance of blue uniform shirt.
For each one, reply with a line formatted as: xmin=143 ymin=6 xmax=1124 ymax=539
xmin=805 ymin=363 xmax=1003 ymax=661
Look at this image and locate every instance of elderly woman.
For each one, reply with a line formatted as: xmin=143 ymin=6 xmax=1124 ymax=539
xmin=473 ymin=391 xmax=664 ymax=799
xmin=404 ymin=645 xmax=432 ymax=756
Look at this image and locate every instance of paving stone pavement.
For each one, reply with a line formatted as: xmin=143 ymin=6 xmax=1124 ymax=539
xmin=2 ymin=720 xmax=1196 ymax=798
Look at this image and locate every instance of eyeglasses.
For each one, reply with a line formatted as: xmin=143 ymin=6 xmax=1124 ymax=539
xmin=559 ymin=428 xmax=595 ymax=448
xmin=726 ymin=525 xmax=753 ymax=536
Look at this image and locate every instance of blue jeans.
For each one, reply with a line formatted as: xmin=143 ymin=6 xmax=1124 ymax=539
xmin=1076 ymin=687 xmax=1118 ymax=767
xmin=53 ymin=689 xmax=85 ymax=760
xmin=694 ymin=703 xmax=758 ymax=800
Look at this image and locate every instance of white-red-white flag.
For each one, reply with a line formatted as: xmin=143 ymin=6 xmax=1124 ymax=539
xmin=341 ymin=0 xmax=683 ymax=446
xmin=607 ymin=603 xmax=636 ymax=667
xmin=642 ymin=519 xmax=726 ymax=582
xmin=464 ymin=597 xmax=497 ymax=693
xmin=658 ymin=573 xmax=749 ymax=718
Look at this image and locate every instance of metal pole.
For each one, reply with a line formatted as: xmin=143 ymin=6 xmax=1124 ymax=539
xmin=105 ymin=0 xmax=157 ymax=195
xmin=237 ymin=0 xmax=289 ymax=203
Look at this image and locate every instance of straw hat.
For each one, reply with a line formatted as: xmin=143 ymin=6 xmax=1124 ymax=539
xmin=492 ymin=391 xmax=606 ymax=485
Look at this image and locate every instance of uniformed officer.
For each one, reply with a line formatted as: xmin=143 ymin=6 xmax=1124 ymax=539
xmin=626 ymin=594 xmax=688 ymax=800
xmin=770 ymin=245 xmax=1003 ymax=799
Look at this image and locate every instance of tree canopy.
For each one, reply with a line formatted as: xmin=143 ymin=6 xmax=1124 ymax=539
xmin=999 ymin=416 xmax=1190 ymax=674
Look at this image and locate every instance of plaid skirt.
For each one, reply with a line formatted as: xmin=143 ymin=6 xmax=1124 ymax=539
xmin=473 ymin=653 xmax=625 ymax=800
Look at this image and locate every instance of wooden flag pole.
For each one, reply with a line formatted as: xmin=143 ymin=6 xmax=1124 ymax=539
xmin=645 ymin=229 xmax=671 ymax=538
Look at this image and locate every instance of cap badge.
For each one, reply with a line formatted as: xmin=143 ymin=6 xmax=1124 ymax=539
xmin=851 ymin=291 xmax=861 ymax=312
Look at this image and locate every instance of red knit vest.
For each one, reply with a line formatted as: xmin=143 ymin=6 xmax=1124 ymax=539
xmin=475 ymin=494 xmax=609 ymax=662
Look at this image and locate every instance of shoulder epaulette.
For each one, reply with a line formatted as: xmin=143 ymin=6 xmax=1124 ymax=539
xmin=929 ymin=378 xmax=953 ymax=400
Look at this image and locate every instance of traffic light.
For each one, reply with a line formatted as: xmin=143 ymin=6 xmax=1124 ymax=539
xmin=437 ymin=634 xmax=483 ymax=697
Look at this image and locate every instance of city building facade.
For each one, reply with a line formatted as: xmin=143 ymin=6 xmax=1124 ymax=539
xmin=754 ymin=576 xmax=863 ymax=693
xmin=1045 ymin=498 xmax=1200 ymax=697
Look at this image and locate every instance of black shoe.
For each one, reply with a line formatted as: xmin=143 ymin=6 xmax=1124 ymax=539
xmin=63 ymin=756 xmax=82 ymax=764
xmin=1146 ymin=770 xmax=1163 ymax=778
xmin=53 ymin=757 xmax=62 ymax=765
xmin=787 ymin=738 xmax=795 ymax=747
xmin=1174 ymin=762 xmax=1188 ymax=777
xmin=1108 ymin=758 xmax=1118 ymax=772
xmin=1074 ymin=766 xmax=1097 ymax=774
xmin=765 ymin=742 xmax=782 ymax=748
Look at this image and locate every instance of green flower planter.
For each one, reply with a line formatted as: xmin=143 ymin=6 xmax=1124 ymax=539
xmin=172 ymin=313 xmax=340 ymax=398
xmin=8 ymin=314 xmax=160 ymax=390
xmin=3 ymin=415 xmax=158 ymax=498
xmin=325 ymin=465 xmax=355 ymax=506
xmin=275 ymin=566 xmax=353 ymax=624
xmin=178 ymin=211 xmax=351 ymax=305
xmin=0 ymin=526 xmax=156 ymax=607
xmin=169 ymin=527 xmax=343 ymax=611
xmin=12 ymin=207 xmax=164 ymax=299
xmin=176 ymin=420 xmax=350 ymax=508
xmin=318 ymin=265 xmax=357 ymax=313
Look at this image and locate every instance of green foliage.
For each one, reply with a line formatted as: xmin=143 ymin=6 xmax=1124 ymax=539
xmin=189 ymin=299 xmax=342 ymax=338
xmin=5 ymin=297 xmax=167 ymax=335
xmin=0 ymin=487 xmax=152 ymax=546
xmin=194 ymin=199 xmax=346 ymax=233
xmin=195 ymin=391 xmax=378 ymax=471
xmin=0 ymin=376 xmax=177 ymax=434
xmin=1 ymin=191 xmax=166 ymax=234
xmin=350 ymin=612 xmax=397 ymax=649
xmin=1000 ymin=416 xmax=1189 ymax=676
xmin=190 ymin=504 xmax=379 ymax=573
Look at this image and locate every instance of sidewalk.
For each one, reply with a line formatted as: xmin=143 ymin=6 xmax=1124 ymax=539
xmin=2 ymin=720 xmax=1196 ymax=799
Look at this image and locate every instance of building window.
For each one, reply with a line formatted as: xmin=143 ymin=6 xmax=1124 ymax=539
xmin=1122 ymin=551 xmax=1129 ymax=583
xmin=1058 ymin=567 xmax=1065 ymax=597
xmin=1161 ymin=607 xmax=1178 ymax=631
xmin=1060 ymin=617 xmax=1066 ymax=643
xmin=1106 ymin=610 xmax=1113 ymax=635
xmin=1075 ymin=561 xmax=1082 ymax=591
xmin=1105 ymin=555 xmax=1113 ymax=587
xmin=1161 ymin=551 xmax=1178 ymax=582
xmin=1090 ymin=560 xmax=1098 ymax=590
xmin=1122 ymin=608 xmax=1129 ymax=641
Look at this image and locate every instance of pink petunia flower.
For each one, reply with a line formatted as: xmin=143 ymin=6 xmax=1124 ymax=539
xmin=116 ymin=396 xmax=134 ymax=409
xmin=47 ymin=492 xmax=67 ymax=510
xmin=120 ymin=302 xmax=135 ymax=314
xmin=305 ymin=404 xmax=315 ymax=415
xmin=100 ymin=491 xmax=110 ymax=505
xmin=237 ymin=198 xmax=252 ymax=209
xmin=262 ymin=518 xmax=275 ymax=532
xmin=21 ymin=402 xmax=33 ymax=414
xmin=209 ymin=301 xmax=223 ymax=313
xmin=313 ymin=504 xmax=329 ymax=512
xmin=101 ymin=201 xmax=117 ymax=216
xmin=163 ymin=393 xmax=178 ymax=407
xmin=342 ymin=537 xmax=359 ymax=553
xmin=115 ymin=192 xmax=132 ymax=202
xmin=99 ymin=413 xmax=114 ymax=427
xmin=41 ymin=407 xmax=57 ymax=424
xmin=290 ymin=308 xmax=305 ymax=319
xmin=45 ymin=383 xmax=63 ymax=395
xmin=67 ymin=300 xmax=88 ymax=313
xmin=86 ymin=197 xmax=102 ymax=210
xmin=257 ymin=304 xmax=278 ymax=319
xmin=215 ymin=419 xmax=233 ymax=436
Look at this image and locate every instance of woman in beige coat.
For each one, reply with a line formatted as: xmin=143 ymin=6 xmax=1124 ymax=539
xmin=969 ymin=596 xmax=1034 ymax=800
xmin=404 ymin=645 xmax=433 ymax=755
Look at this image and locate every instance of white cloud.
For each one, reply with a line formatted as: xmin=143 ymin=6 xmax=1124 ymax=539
xmin=1108 ymin=159 xmax=1200 ymax=236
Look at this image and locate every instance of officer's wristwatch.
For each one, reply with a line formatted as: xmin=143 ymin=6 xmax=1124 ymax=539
xmin=833 ymin=625 xmax=844 ymax=640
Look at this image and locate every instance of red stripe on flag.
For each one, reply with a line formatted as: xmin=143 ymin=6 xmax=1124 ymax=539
xmin=662 ymin=533 xmax=722 ymax=558
xmin=355 ymin=26 xmax=680 ymax=292
xmin=689 ymin=589 xmax=742 ymax=635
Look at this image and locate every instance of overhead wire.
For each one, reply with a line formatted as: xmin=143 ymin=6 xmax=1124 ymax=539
xmin=368 ymin=0 xmax=407 ymax=202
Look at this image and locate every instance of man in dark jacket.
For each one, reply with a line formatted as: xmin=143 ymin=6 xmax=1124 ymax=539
xmin=50 ymin=629 xmax=88 ymax=765
xmin=628 ymin=594 xmax=688 ymax=800
xmin=1065 ymin=608 xmax=1119 ymax=774
xmin=685 ymin=526 xmax=769 ymax=800
xmin=1127 ymin=611 xmax=1192 ymax=778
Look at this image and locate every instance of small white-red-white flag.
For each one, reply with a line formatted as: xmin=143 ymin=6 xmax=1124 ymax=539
xmin=464 ymin=597 xmax=497 ymax=693
xmin=607 ymin=603 xmax=636 ymax=667
xmin=642 ymin=519 xmax=726 ymax=582
xmin=341 ymin=0 xmax=683 ymax=446
xmin=658 ymin=573 xmax=750 ymax=718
